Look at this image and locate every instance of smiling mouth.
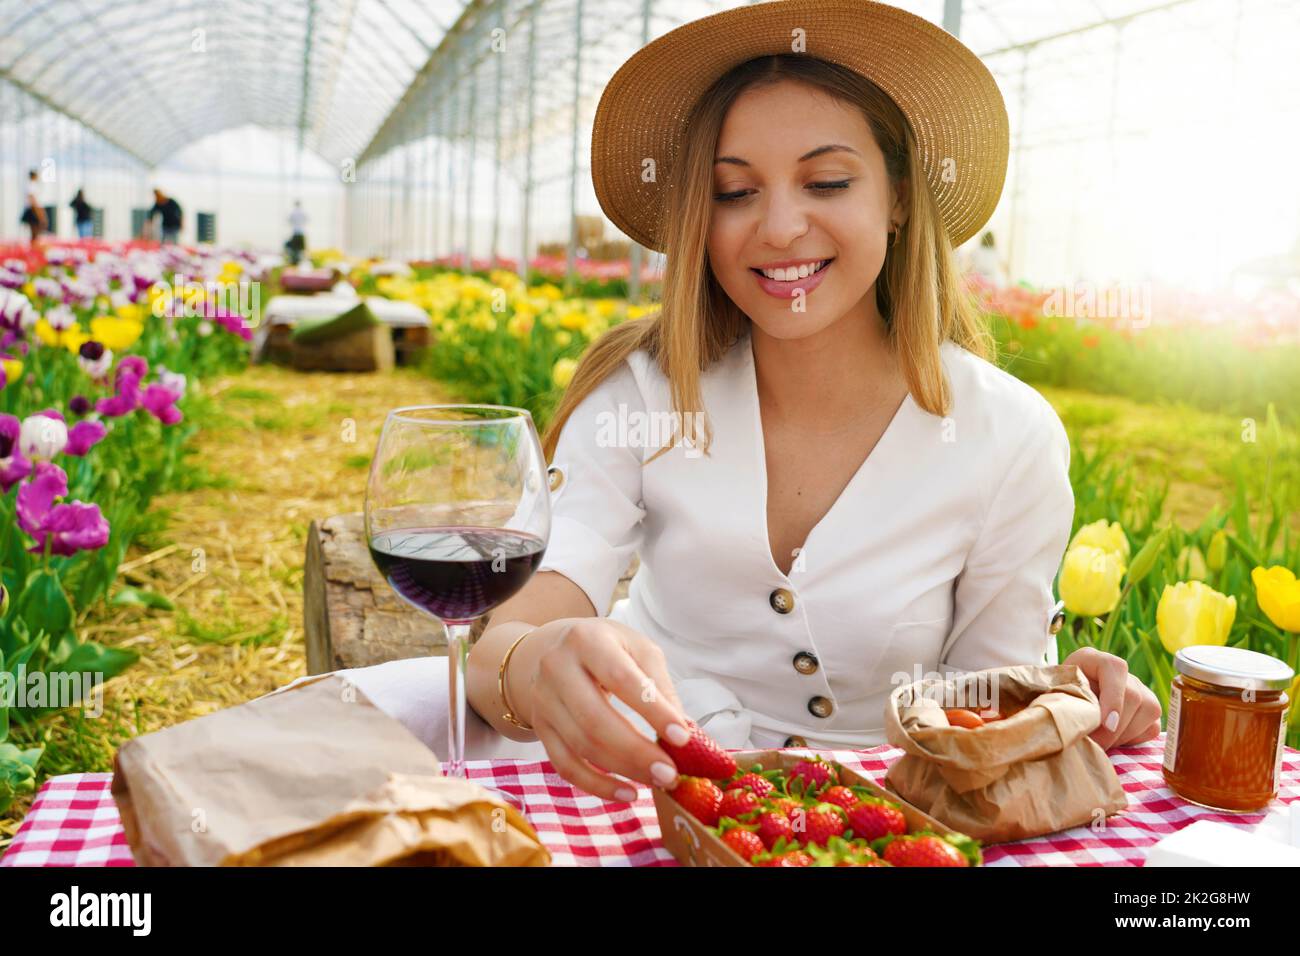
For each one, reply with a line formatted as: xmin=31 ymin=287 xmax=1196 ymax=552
xmin=754 ymin=257 xmax=832 ymax=280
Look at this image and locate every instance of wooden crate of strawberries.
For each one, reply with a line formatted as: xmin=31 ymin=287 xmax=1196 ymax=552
xmin=653 ymin=723 xmax=983 ymax=867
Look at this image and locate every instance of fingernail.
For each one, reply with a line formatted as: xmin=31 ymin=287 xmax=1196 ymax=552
xmin=1104 ymin=710 xmax=1119 ymax=732
xmin=614 ymin=786 xmax=638 ymax=803
xmin=651 ymin=761 xmax=678 ymax=787
xmin=664 ymin=722 xmax=691 ymax=746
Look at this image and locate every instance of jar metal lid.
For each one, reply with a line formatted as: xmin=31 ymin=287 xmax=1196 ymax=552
xmin=1174 ymin=645 xmax=1295 ymax=692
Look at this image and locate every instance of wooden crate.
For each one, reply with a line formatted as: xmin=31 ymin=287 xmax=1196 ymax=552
xmin=290 ymin=323 xmax=394 ymax=372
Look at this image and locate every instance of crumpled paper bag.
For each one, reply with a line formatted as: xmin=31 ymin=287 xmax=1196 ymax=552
xmin=111 ymin=673 xmax=550 ymax=866
xmin=883 ymin=664 xmax=1128 ymax=842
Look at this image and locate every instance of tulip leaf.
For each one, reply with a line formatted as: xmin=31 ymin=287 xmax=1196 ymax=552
xmin=62 ymin=641 xmax=139 ymax=682
xmin=110 ymin=586 xmax=175 ymax=611
xmin=1127 ymin=527 xmax=1170 ymax=585
xmin=14 ymin=570 xmax=73 ymax=643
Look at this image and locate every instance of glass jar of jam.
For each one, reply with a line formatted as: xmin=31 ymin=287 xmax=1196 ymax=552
xmin=1162 ymin=645 xmax=1293 ymax=813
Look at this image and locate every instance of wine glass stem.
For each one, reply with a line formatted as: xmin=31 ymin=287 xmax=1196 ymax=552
xmin=444 ymin=621 xmax=473 ymax=778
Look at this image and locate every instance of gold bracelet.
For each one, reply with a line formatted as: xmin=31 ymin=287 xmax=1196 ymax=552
xmin=498 ymin=626 xmax=539 ymax=731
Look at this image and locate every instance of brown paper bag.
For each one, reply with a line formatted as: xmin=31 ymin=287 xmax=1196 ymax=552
xmin=883 ymin=664 xmax=1128 ymax=842
xmin=111 ymin=674 xmax=550 ymax=866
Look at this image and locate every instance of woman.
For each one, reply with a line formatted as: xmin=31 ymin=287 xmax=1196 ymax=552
xmin=70 ymin=189 xmax=94 ymax=239
xmin=20 ymin=169 xmax=47 ymax=244
xmin=336 ymin=0 xmax=1162 ymax=803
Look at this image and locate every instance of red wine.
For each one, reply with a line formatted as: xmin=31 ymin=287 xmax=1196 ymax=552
xmin=368 ymin=526 xmax=546 ymax=622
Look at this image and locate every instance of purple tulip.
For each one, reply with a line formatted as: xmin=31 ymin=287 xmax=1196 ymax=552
xmin=65 ymin=419 xmax=107 ymax=456
xmin=0 ymin=414 xmax=32 ymax=491
xmin=141 ymin=383 xmax=183 ymax=425
xmin=214 ymin=310 xmax=254 ymax=341
xmin=95 ymin=355 xmax=149 ymax=417
xmin=69 ymin=395 xmax=91 ymax=416
xmin=16 ymin=462 xmax=110 ymax=556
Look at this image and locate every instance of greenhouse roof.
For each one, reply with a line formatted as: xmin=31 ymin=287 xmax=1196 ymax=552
xmin=0 ymin=0 xmax=1192 ymax=168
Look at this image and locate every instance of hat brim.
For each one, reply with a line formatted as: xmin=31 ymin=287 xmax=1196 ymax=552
xmin=590 ymin=0 xmax=1009 ymax=253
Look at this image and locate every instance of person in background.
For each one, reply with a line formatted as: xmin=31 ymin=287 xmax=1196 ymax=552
xmin=20 ymin=169 xmax=47 ymax=245
xmin=149 ymin=188 xmax=183 ymax=245
xmin=286 ymin=200 xmax=308 ymax=265
xmin=70 ymin=189 xmax=94 ymax=239
xmin=967 ymin=230 xmax=1008 ymax=286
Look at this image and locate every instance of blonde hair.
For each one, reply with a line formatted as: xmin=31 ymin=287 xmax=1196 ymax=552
xmin=543 ymin=54 xmax=993 ymax=463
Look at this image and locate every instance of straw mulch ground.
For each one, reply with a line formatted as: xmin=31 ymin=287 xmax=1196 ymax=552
xmin=1 ymin=364 xmax=452 ymax=842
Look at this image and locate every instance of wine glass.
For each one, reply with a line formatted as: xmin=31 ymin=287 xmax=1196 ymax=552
xmin=365 ymin=405 xmax=550 ymax=799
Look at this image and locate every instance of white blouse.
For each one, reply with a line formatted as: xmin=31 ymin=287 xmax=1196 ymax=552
xmin=537 ymin=324 xmax=1074 ymax=751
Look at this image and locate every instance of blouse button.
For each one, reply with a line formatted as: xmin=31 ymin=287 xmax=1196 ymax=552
xmin=547 ymin=465 xmax=564 ymax=492
xmin=783 ymin=735 xmax=808 ymax=747
xmin=808 ymin=696 xmax=833 ymax=719
xmin=769 ymin=587 xmax=795 ymax=614
xmin=792 ymin=651 xmax=819 ymax=675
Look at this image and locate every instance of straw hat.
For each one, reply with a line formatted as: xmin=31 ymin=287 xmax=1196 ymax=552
xmin=590 ymin=0 xmax=1009 ymax=252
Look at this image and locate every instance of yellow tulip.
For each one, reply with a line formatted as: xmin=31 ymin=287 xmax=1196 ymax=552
xmin=1251 ymin=566 xmax=1300 ymax=633
xmin=61 ymin=324 xmax=91 ymax=354
xmin=1068 ymin=519 xmax=1130 ymax=569
xmin=1 ymin=357 xmax=22 ymax=385
xmin=115 ymin=303 xmax=143 ymax=324
xmin=554 ymin=330 xmax=572 ymax=347
xmin=90 ymin=316 xmax=144 ymax=351
xmin=1206 ymin=529 xmax=1228 ymax=571
xmin=33 ymin=319 xmax=60 ymax=347
xmin=552 ymin=357 xmax=578 ymax=389
xmin=1175 ymin=545 xmax=1209 ymax=582
xmin=1156 ymin=581 xmax=1236 ymax=653
xmin=559 ymin=310 xmax=587 ymax=331
xmin=1059 ymin=545 xmax=1125 ymax=616
xmin=595 ymin=299 xmax=618 ymax=318
xmin=506 ymin=312 xmax=534 ymax=339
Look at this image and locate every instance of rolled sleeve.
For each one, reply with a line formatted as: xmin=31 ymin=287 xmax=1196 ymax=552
xmin=939 ymin=399 xmax=1075 ymax=673
xmin=537 ymin=360 xmax=647 ymax=615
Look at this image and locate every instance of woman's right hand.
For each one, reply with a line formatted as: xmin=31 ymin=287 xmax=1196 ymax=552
xmin=511 ymin=617 xmax=694 ymax=803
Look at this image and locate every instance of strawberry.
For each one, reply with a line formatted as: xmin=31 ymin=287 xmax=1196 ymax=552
xmin=753 ymin=809 xmax=794 ymax=850
xmin=657 ymin=719 xmax=737 ymax=779
xmin=803 ymin=802 xmax=847 ymax=847
xmin=757 ymin=848 xmax=814 ymax=867
xmin=718 ymin=787 xmax=762 ymax=821
xmin=726 ymin=770 xmax=777 ymax=798
xmin=882 ymin=833 xmax=970 ymax=867
xmin=820 ymin=785 xmax=860 ymax=811
xmin=767 ymin=796 xmax=801 ymax=818
xmin=669 ymin=776 xmax=723 ymax=826
xmin=845 ymin=799 xmax=907 ymax=842
xmin=787 ymin=757 xmax=837 ymax=797
xmin=720 ymin=827 xmax=766 ymax=863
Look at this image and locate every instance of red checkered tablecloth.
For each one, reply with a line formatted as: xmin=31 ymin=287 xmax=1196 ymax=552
xmin=3 ymin=735 xmax=1296 ymax=867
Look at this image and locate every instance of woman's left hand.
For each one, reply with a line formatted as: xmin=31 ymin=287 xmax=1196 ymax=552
xmin=1062 ymin=647 xmax=1163 ymax=750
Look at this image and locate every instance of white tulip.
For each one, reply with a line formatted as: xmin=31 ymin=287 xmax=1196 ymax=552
xmin=19 ymin=415 xmax=68 ymax=460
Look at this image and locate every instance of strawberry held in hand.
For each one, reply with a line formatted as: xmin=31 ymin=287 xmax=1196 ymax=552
xmin=669 ymin=776 xmax=724 ymax=827
xmin=657 ymin=719 xmax=737 ymax=780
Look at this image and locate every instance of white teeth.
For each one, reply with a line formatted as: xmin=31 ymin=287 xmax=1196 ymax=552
xmin=760 ymin=260 xmax=825 ymax=281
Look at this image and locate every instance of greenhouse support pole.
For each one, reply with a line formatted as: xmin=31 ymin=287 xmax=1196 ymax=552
xmin=403 ymin=114 xmax=415 ymax=260
xmin=519 ymin=0 xmax=539 ymax=284
xmin=1005 ymin=50 xmax=1029 ymax=282
xmin=466 ymin=63 xmax=478 ymax=272
xmin=491 ymin=2 xmax=505 ymax=272
xmin=448 ymin=70 xmax=460 ymax=268
xmin=565 ymin=0 xmax=585 ymax=294
xmin=628 ymin=0 xmax=656 ymax=303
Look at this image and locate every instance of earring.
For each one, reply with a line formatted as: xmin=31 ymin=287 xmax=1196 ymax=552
xmin=888 ymin=222 xmax=900 ymax=247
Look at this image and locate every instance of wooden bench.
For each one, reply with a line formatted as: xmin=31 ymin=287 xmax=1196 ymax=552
xmin=303 ymin=512 xmax=637 ymax=673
